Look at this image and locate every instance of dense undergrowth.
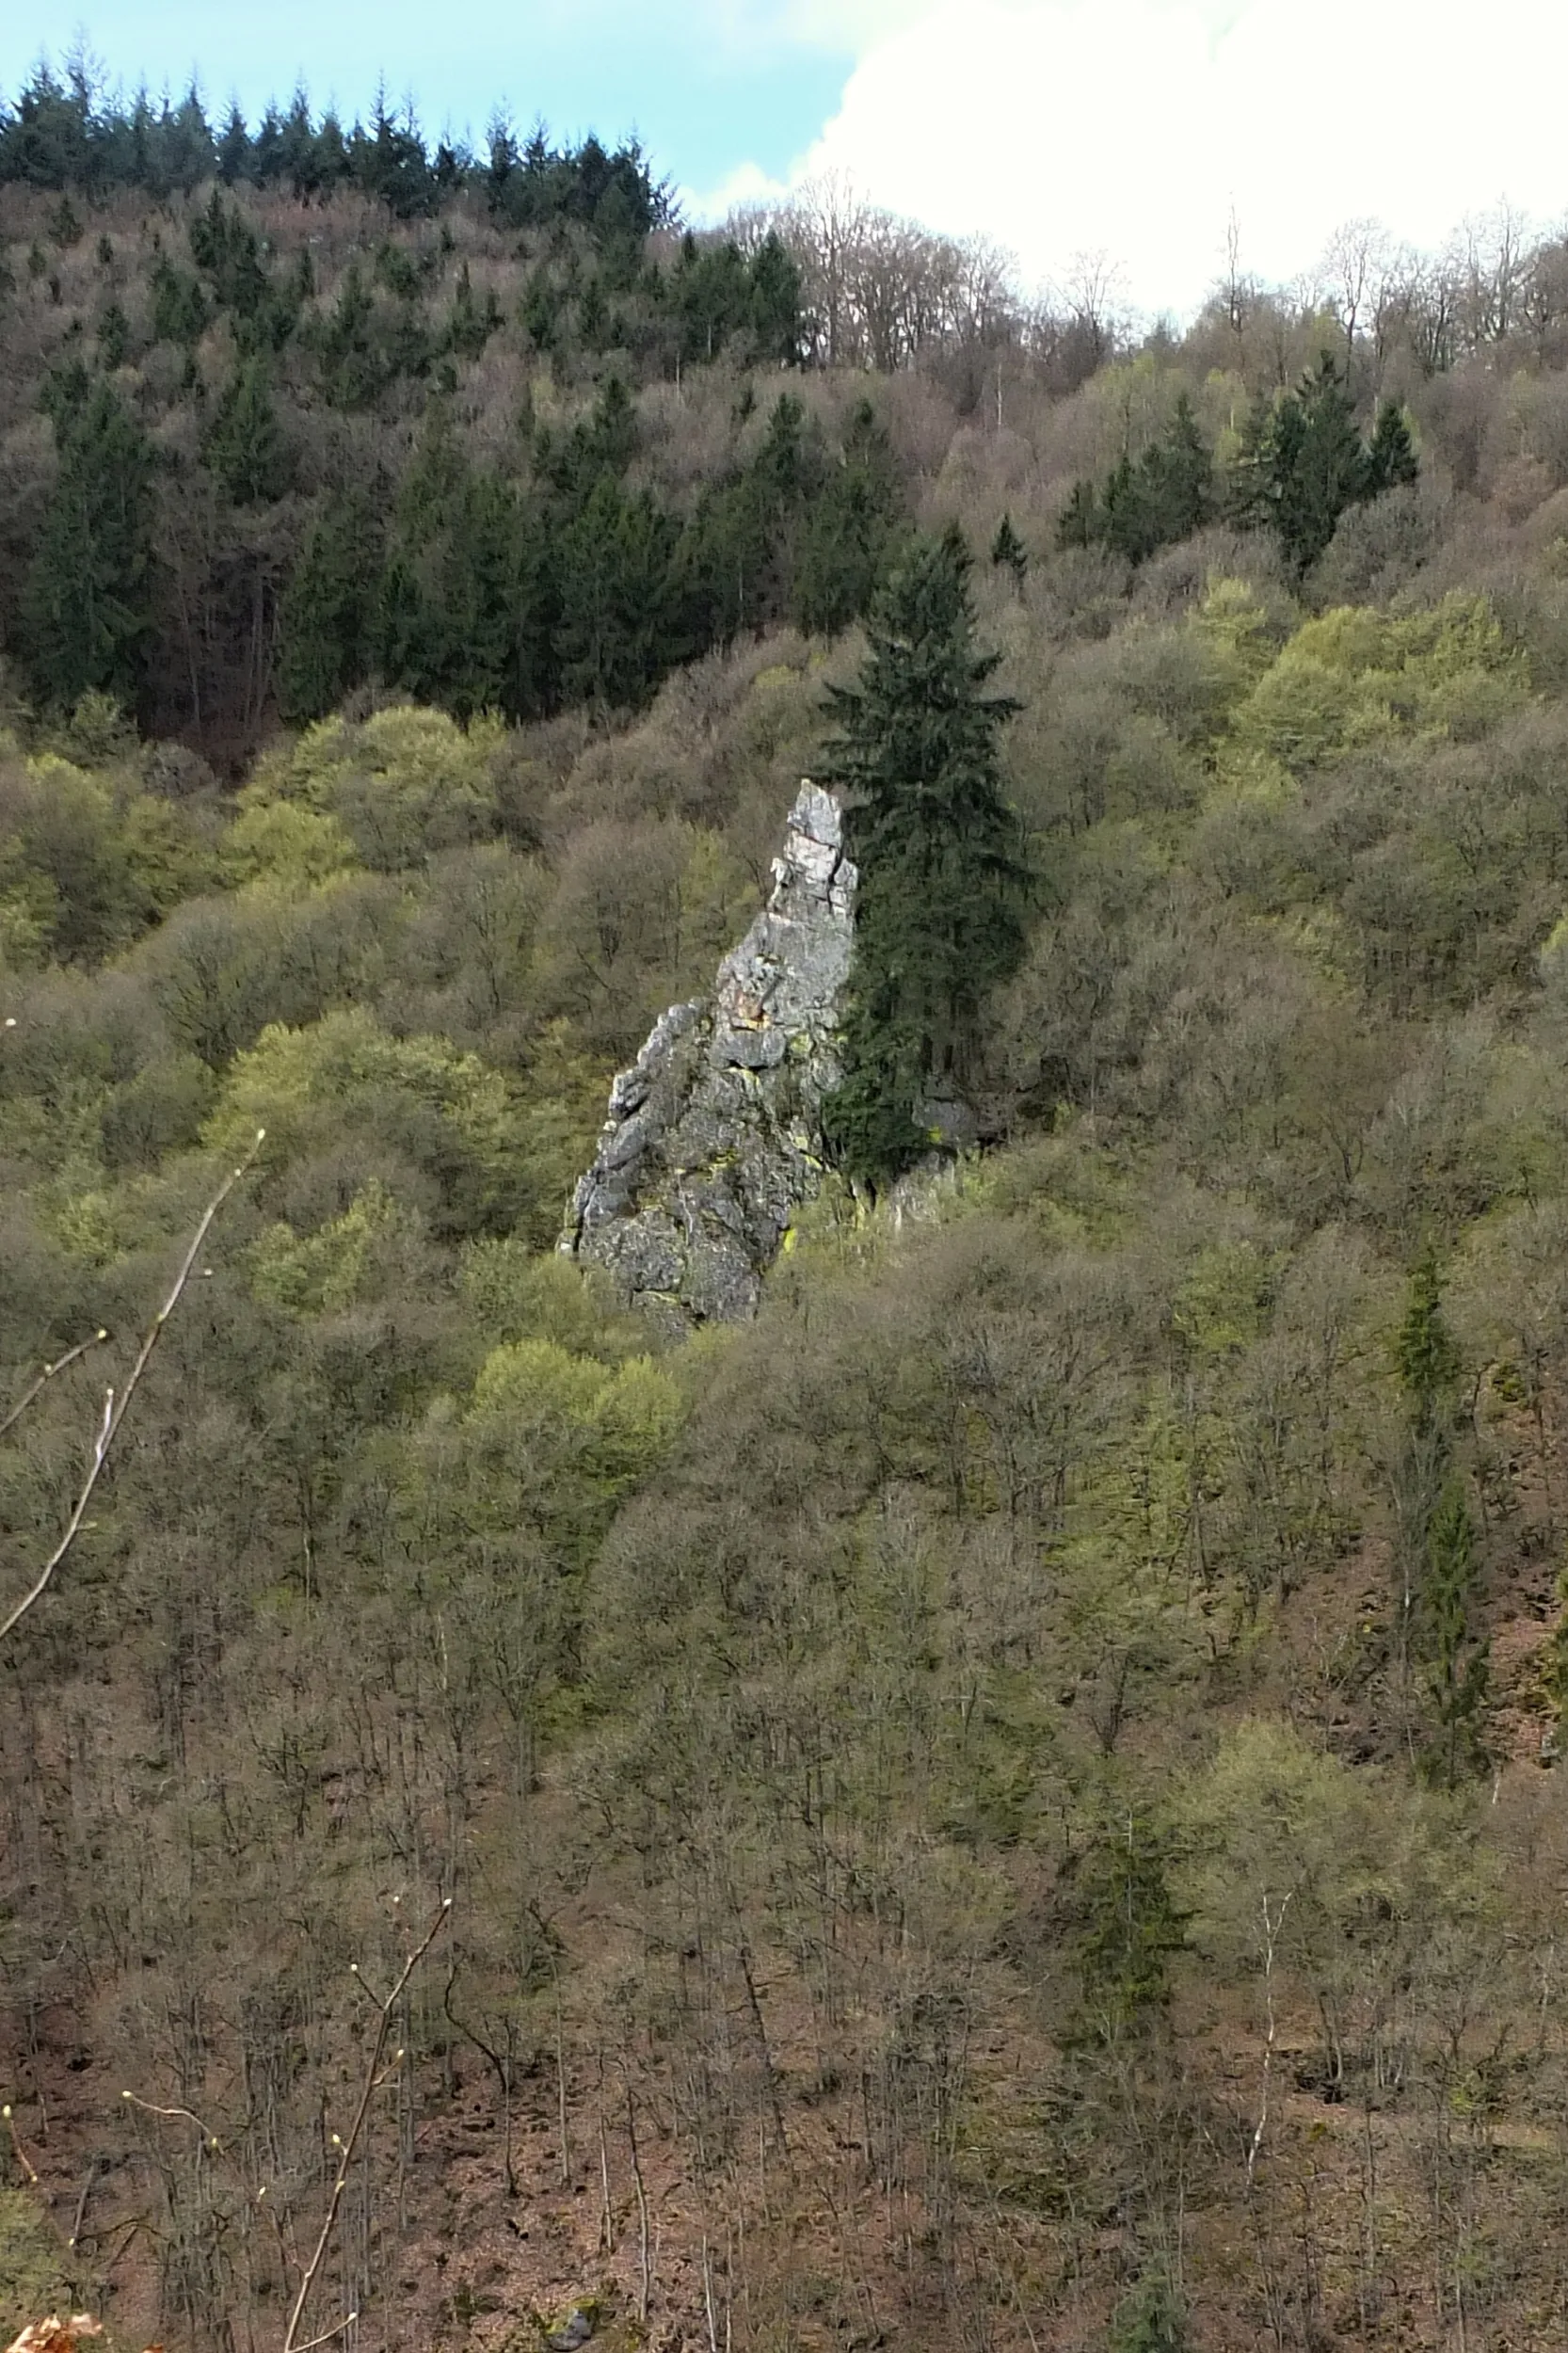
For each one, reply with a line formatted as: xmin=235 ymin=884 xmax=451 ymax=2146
xmin=10 ymin=90 xmax=1568 ymax=2353
xmin=7 ymin=541 xmax=1568 ymax=2346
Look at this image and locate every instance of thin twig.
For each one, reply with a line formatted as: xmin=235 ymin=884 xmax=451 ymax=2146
xmin=120 ymin=2091 xmax=225 ymax=2150
xmin=0 ymin=1333 xmax=111 ymax=1445
xmin=3 ymin=2105 xmax=41 ymax=2185
xmin=280 ymin=1897 xmax=451 ymax=2353
xmin=0 ymin=1131 xmax=264 ymax=1650
xmin=69 ymin=2158 xmax=102 ymax=2250
xmin=288 ymin=2318 xmax=361 ymax=2353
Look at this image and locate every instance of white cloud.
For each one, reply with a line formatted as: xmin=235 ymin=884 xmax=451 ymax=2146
xmin=708 ymin=0 xmax=1568 ymax=318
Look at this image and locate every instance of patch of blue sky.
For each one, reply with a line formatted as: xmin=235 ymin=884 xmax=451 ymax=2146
xmin=0 ymin=3 xmax=848 ymax=197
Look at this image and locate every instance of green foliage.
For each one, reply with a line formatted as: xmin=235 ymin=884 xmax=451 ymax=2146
xmin=990 ymin=509 xmax=1029 ymax=591
xmin=1072 ymin=1817 xmax=1186 ymax=2040
xmin=206 ymin=1006 xmax=531 ymax=1235
xmin=791 ymin=399 xmax=904 ymax=639
xmin=1420 ymin=1477 xmax=1490 ymax=1785
xmin=1109 ymin=2264 xmax=1189 ymax=2353
xmin=823 ymin=525 xmax=1032 ymax=1186
xmin=1232 ymin=594 xmax=1528 ymax=770
xmin=276 ymin=490 xmax=384 ymax=723
xmin=1232 ymin=353 xmax=1422 ymax=576
xmin=22 ymin=376 xmax=154 ymax=711
xmin=8 ymin=112 xmax=1568 ymax=2350
xmin=0 ymin=2186 xmax=76 ymax=2344
xmin=1396 ymin=1246 xmax=1461 ymax=1434
xmin=205 ymin=359 xmax=289 ymax=504
xmin=1058 ymin=393 xmax=1212 ymax=565
xmin=248 ymin=705 xmax=505 ymax=870
xmin=250 ymin=1177 xmax=422 ymax=1315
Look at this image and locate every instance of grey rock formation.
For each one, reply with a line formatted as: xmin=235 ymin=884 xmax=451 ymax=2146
xmin=560 ymin=781 xmax=856 ymax=1329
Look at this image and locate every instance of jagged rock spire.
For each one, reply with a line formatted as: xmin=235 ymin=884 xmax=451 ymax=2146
xmin=560 ymin=782 xmax=856 ymax=1331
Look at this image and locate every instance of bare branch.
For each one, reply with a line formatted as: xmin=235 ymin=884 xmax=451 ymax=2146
xmin=280 ymin=1897 xmax=452 ymax=2353
xmin=3 ymin=2104 xmax=41 ymax=2186
xmin=0 ymin=1333 xmax=111 ymax=1446
xmin=287 ymin=2319 xmax=361 ymax=2353
xmin=0 ymin=1130 xmax=264 ymax=1651
xmin=120 ymin=2090 xmax=225 ymax=2150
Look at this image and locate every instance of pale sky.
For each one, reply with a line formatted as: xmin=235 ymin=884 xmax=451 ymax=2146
xmin=700 ymin=0 xmax=1568 ymax=318
xmin=5 ymin=0 xmax=1563 ymax=319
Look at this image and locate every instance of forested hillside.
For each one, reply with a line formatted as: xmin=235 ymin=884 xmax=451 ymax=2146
xmin=10 ymin=62 xmax=1568 ymax=2353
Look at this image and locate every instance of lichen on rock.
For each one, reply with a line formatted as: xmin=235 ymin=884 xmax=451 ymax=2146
xmin=560 ymin=781 xmax=855 ymax=1331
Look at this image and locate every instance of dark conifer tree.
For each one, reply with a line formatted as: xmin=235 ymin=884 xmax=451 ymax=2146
xmin=990 ymin=510 xmax=1029 ymax=593
xmin=1365 ymin=398 xmax=1420 ymax=496
xmin=822 ymin=525 xmax=1032 ymax=1188
xmin=215 ymin=102 xmax=252 ymax=184
xmin=23 ymin=376 xmax=155 ymax=710
xmin=1421 ymin=1478 xmax=1490 ymax=1786
xmin=792 ymin=399 xmax=904 ymax=639
xmin=556 ymin=475 xmax=679 ymax=711
xmin=748 ymin=232 xmax=805 ymax=364
xmin=1055 ymin=476 xmax=1102 ymax=551
xmin=276 ymin=490 xmax=383 ymax=720
xmin=205 ymin=360 xmax=288 ymax=505
xmin=1269 ymin=353 xmax=1368 ymax=575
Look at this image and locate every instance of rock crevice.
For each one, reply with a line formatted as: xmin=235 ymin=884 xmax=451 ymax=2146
xmin=560 ymin=782 xmax=855 ymax=1329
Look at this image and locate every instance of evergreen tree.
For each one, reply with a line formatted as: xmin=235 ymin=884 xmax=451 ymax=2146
xmin=1224 ymin=390 xmax=1276 ymax=532
xmin=23 ymin=375 xmax=154 ymax=710
xmin=1110 ymin=2265 xmax=1190 ymax=2353
xmin=276 ymin=490 xmax=383 ymax=720
xmin=1420 ymin=1477 xmax=1490 ymax=1786
xmin=991 ymin=509 xmax=1029 ymax=594
xmin=150 ymin=253 xmax=208 ymax=347
xmin=792 ymin=399 xmax=904 ymax=639
xmin=1057 ymin=395 xmax=1212 ymax=567
xmin=1230 ymin=354 xmax=1417 ymax=577
xmin=215 ymin=102 xmax=252 ymax=184
xmin=1391 ymin=1249 xmax=1487 ymax=1769
xmin=1365 ymin=398 xmax=1420 ymax=497
xmin=822 ymin=525 xmax=1032 ymax=1189
xmin=1145 ymin=392 xmax=1212 ymax=544
xmin=556 ymin=474 xmax=679 ymax=711
xmin=189 ymin=192 xmax=269 ymax=323
xmin=314 ymin=264 xmax=385 ymax=408
xmin=205 ymin=359 xmax=288 ymax=504
xmin=97 ymin=298 xmax=130 ymax=369
xmin=747 ymin=231 xmax=804 ymax=365
xmin=1056 ymin=475 xmax=1102 ymax=551
xmin=1073 ymin=1819 xmax=1186 ymax=2041
xmin=1269 ymin=353 xmax=1368 ymax=576
xmin=1395 ymin=1246 xmax=1460 ymax=1438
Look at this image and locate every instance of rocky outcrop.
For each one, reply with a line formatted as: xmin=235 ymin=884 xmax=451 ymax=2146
xmin=560 ymin=782 xmax=856 ymax=1330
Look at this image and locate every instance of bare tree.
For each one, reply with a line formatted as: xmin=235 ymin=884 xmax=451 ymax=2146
xmin=1054 ymin=248 xmax=1128 ymax=373
xmin=1456 ymin=201 xmax=1533 ymax=347
xmin=1318 ymin=216 xmax=1393 ymax=379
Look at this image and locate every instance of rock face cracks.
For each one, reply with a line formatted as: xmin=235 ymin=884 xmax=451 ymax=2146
xmin=560 ymin=782 xmax=856 ymax=1330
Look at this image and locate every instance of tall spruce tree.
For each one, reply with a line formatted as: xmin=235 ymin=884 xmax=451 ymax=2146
xmin=822 ymin=525 xmax=1031 ymax=1189
xmin=205 ymin=358 xmax=287 ymax=504
xmin=1421 ymin=1478 xmax=1490 ymax=1786
xmin=791 ymin=398 xmax=903 ymax=639
xmin=23 ymin=374 xmax=154 ymax=710
xmin=1365 ymin=398 xmax=1420 ymax=497
xmin=991 ymin=509 xmax=1029 ymax=594
xmin=1269 ymin=352 xmax=1368 ymax=575
xmin=276 ymin=489 xmax=383 ymax=720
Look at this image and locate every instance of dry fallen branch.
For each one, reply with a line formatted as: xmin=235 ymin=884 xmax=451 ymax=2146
xmin=0 ymin=1131 xmax=264 ymax=1650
